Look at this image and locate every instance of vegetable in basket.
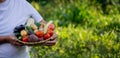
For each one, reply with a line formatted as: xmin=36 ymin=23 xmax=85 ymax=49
xmin=25 ymin=26 xmax=39 ymax=42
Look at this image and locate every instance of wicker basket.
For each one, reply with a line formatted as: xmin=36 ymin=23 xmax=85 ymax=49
xmin=14 ymin=18 xmax=54 ymax=46
xmin=17 ymin=37 xmax=51 ymax=46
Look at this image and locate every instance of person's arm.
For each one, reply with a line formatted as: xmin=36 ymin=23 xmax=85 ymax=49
xmin=0 ymin=36 xmax=23 ymax=46
xmin=0 ymin=36 xmax=9 ymax=44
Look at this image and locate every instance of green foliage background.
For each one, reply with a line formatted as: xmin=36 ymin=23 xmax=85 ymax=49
xmin=27 ymin=0 xmax=120 ymax=58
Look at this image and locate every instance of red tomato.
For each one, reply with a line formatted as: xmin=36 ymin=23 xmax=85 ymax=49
xmin=35 ymin=30 xmax=44 ymax=38
xmin=44 ymin=33 xmax=50 ymax=40
xmin=22 ymin=36 xmax=28 ymax=42
xmin=48 ymin=24 xmax=55 ymax=30
xmin=48 ymin=29 xmax=54 ymax=36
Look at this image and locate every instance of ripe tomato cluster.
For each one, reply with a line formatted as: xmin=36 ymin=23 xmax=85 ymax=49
xmin=35 ymin=26 xmax=54 ymax=40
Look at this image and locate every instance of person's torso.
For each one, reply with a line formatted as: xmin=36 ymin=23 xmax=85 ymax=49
xmin=0 ymin=0 xmax=30 ymax=36
xmin=0 ymin=0 xmax=31 ymax=58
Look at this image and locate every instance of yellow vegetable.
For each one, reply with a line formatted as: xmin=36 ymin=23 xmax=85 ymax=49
xmin=34 ymin=29 xmax=39 ymax=33
xmin=20 ymin=30 xmax=28 ymax=37
xmin=30 ymin=24 xmax=38 ymax=30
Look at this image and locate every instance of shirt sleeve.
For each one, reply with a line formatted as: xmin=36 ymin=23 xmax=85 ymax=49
xmin=25 ymin=0 xmax=43 ymax=23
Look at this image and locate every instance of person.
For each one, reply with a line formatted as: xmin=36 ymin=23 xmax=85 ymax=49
xmin=0 ymin=0 xmax=57 ymax=58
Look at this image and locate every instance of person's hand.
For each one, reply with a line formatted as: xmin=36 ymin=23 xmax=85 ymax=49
xmin=39 ymin=20 xmax=57 ymax=46
xmin=45 ymin=32 xmax=57 ymax=46
xmin=6 ymin=36 xmax=23 ymax=46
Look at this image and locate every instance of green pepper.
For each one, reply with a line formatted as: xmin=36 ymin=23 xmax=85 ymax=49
xmin=35 ymin=22 xmax=41 ymax=28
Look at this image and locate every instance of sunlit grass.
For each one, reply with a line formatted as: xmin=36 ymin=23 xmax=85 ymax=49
xmin=29 ymin=0 xmax=120 ymax=58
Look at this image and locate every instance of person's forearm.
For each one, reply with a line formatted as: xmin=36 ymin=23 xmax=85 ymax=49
xmin=0 ymin=0 xmax=5 ymax=3
xmin=0 ymin=36 xmax=9 ymax=44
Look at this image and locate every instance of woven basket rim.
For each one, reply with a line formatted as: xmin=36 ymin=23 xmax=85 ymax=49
xmin=17 ymin=37 xmax=51 ymax=45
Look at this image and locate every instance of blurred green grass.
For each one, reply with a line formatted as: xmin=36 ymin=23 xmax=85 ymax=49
xmin=28 ymin=0 xmax=120 ymax=58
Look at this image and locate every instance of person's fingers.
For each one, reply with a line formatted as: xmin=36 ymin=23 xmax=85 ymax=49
xmin=45 ymin=43 xmax=55 ymax=46
xmin=45 ymin=40 xmax=56 ymax=46
xmin=14 ymin=42 xmax=23 ymax=46
xmin=46 ymin=39 xmax=56 ymax=44
xmin=45 ymin=32 xmax=57 ymax=46
xmin=11 ymin=41 xmax=24 ymax=46
xmin=50 ymin=33 xmax=58 ymax=40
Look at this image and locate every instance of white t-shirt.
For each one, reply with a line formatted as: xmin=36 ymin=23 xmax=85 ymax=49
xmin=0 ymin=0 xmax=43 ymax=58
